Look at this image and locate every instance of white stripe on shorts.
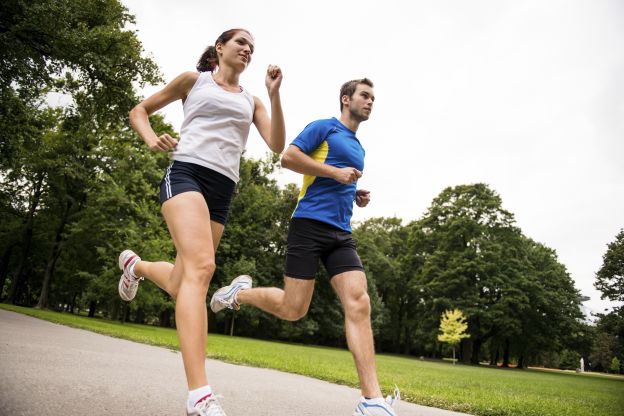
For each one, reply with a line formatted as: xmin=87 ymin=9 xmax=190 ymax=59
xmin=165 ymin=163 xmax=173 ymax=199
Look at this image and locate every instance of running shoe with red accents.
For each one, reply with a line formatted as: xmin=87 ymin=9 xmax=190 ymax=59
xmin=187 ymin=393 xmax=228 ymax=416
xmin=118 ymin=249 xmax=143 ymax=301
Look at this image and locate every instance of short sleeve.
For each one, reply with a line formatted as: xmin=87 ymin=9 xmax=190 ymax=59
xmin=291 ymin=119 xmax=333 ymax=155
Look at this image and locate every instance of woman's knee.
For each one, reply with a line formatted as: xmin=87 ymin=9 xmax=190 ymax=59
xmin=182 ymin=258 xmax=216 ymax=287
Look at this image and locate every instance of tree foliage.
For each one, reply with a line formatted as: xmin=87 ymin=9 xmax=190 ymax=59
xmin=438 ymin=309 xmax=470 ymax=364
xmin=595 ymin=229 xmax=624 ymax=302
xmin=438 ymin=309 xmax=470 ymax=346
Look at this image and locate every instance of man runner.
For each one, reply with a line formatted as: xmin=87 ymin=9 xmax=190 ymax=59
xmin=211 ymin=78 xmax=400 ymax=416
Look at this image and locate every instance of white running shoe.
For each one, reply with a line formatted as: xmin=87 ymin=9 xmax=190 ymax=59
xmin=210 ymin=275 xmax=252 ymax=313
xmin=118 ymin=249 xmax=143 ymax=301
xmin=187 ymin=394 xmax=227 ymax=416
xmin=353 ymin=386 xmax=401 ymax=416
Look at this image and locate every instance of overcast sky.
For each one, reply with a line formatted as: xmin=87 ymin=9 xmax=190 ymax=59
xmin=121 ymin=0 xmax=624 ymax=316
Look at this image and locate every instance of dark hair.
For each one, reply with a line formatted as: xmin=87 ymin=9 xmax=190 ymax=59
xmin=196 ymin=28 xmax=253 ymax=72
xmin=339 ymin=78 xmax=374 ymax=111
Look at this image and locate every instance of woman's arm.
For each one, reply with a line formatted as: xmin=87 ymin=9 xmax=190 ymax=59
xmin=129 ymin=71 xmax=199 ymax=152
xmin=253 ymin=65 xmax=285 ymax=154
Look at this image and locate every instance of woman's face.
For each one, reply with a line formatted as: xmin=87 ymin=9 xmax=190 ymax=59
xmin=217 ymin=31 xmax=255 ymax=72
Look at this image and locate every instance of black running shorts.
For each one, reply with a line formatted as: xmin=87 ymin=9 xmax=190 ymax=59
xmin=159 ymin=161 xmax=236 ymax=225
xmin=284 ymin=218 xmax=364 ymax=279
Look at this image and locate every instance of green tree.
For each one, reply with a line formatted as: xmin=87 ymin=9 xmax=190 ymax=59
xmin=510 ymin=238 xmax=583 ymax=368
xmin=590 ymin=332 xmax=616 ymax=372
xmin=592 ymin=309 xmax=624 ymax=374
xmin=404 ymin=184 xmax=582 ymax=366
xmin=595 ymin=229 xmax=624 ymax=302
xmin=0 ymin=0 xmax=160 ymax=110
xmin=353 ymin=217 xmax=409 ymax=352
xmin=438 ymin=309 xmax=470 ymax=364
xmin=0 ymin=0 xmax=161 ymax=306
xmin=610 ymin=357 xmax=621 ymax=374
xmin=407 ymin=184 xmax=522 ymax=363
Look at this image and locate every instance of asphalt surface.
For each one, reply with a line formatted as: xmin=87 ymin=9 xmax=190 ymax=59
xmin=0 ymin=309 xmax=471 ymax=415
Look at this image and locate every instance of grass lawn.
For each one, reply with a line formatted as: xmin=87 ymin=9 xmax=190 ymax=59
xmin=2 ymin=304 xmax=623 ymax=416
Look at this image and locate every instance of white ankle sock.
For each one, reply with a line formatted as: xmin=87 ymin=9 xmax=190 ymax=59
xmin=188 ymin=385 xmax=213 ymax=407
xmin=127 ymin=258 xmax=140 ymax=280
xmin=363 ymin=396 xmax=385 ymax=405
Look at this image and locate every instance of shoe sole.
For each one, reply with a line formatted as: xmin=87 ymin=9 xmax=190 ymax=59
xmin=118 ymin=250 xmax=137 ymax=302
xmin=118 ymin=276 xmax=132 ymax=301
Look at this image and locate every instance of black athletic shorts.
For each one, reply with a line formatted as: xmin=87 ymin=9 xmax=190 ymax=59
xmin=159 ymin=160 xmax=236 ymax=225
xmin=284 ymin=218 xmax=364 ymax=280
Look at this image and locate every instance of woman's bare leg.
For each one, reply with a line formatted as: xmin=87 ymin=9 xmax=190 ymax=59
xmin=160 ymin=192 xmax=224 ymax=389
xmin=133 ymin=218 xmax=224 ymax=299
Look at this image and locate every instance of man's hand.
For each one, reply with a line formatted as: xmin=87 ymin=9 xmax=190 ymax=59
xmin=356 ymin=189 xmax=371 ymax=207
xmin=333 ymin=167 xmax=362 ymax=184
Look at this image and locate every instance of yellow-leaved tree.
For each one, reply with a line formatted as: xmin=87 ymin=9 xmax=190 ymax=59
xmin=438 ymin=309 xmax=470 ymax=364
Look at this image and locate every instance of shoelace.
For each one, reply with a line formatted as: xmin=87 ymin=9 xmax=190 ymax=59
xmin=196 ymin=394 xmax=226 ymax=416
xmin=385 ymin=385 xmax=401 ymax=406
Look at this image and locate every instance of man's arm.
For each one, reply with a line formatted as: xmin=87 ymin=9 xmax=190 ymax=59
xmin=281 ymin=145 xmax=362 ymax=184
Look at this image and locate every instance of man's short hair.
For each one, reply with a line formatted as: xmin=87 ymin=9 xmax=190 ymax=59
xmin=339 ymin=78 xmax=374 ymax=111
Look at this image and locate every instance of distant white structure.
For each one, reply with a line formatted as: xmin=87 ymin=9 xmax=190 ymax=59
xmin=580 ymin=357 xmax=585 ymax=372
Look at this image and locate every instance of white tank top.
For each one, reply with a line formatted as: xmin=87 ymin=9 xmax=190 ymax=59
xmin=172 ymin=71 xmax=255 ymax=183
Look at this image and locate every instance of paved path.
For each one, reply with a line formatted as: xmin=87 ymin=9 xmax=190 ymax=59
xmin=0 ymin=309 xmax=470 ymax=415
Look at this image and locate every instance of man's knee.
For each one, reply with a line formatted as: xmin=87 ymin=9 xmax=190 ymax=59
xmin=345 ymin=291 xmax=371 ymax=320
xmin=281 ymin=304 xmax=309 ymax=321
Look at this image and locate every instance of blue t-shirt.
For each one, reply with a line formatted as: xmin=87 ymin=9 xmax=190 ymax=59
xmin=290 ymin=117 xmax=365 ymax=232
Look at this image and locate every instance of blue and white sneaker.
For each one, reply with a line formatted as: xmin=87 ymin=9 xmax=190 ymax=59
xmin=210 ymin=275 xmax=252 ymax=313
xmin=353 ymin=386 xmax=400 ymax=416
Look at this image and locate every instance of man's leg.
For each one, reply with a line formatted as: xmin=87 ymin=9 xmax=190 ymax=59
xmin=233 ymin=276 xmax=315 ymax=321
xmin=331 ymin=271 xmax=382 ymax=399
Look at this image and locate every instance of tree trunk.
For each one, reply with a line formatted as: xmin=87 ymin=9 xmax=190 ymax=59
xmin=461 ymin=339 xmax=473 ymax=364
xmin=111 ymin=301 xmax=120 ymax=321
xmin=8 ymin=173 xmax=44 ymax=304
xmin=121 ymin=303 xmax=129 ymax=323
xmin=502 ymin=338 xmax=511 ymax=367
xmin=452 ymin=346 xmax=456 ymax=365
xmin=134 ymin=308 xmax=145 ymax=324
xmin=229 ymin=314 xmax=235 ymax=336
xmin=69 ymin=293 xmax=77 ymax=314
xmin=160 ymin=309 xmax=171 ymax=327
xmin=88 ymin=300 xmax=97 ymax=317
xmin=37 ymin=199 xmax=71 ymax=309
xmin=471 ymin=338 xmax=482 ymax=364
xmin=490 ymin=343 xmax=500 ymax=366
xmin=394 ymin=298 xmax=404 ymax=353
xmin=0 ymin=244 xmax=15 ymax=300
xmin=518 ymin=354 xmax=525 ymax=369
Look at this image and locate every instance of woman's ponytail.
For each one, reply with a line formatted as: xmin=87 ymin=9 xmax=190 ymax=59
xmin=196 ymin=45 xmax=218 ymax=72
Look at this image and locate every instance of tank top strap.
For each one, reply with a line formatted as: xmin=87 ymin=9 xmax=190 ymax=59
xmin=197 ymin=71 xmax=214 ymax=87
xmin=241 ymin=88 xmax=255 ymax=112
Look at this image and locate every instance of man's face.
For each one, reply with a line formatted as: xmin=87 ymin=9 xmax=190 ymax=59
xmin=345 ymin=84 xmax=375 ymax=122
